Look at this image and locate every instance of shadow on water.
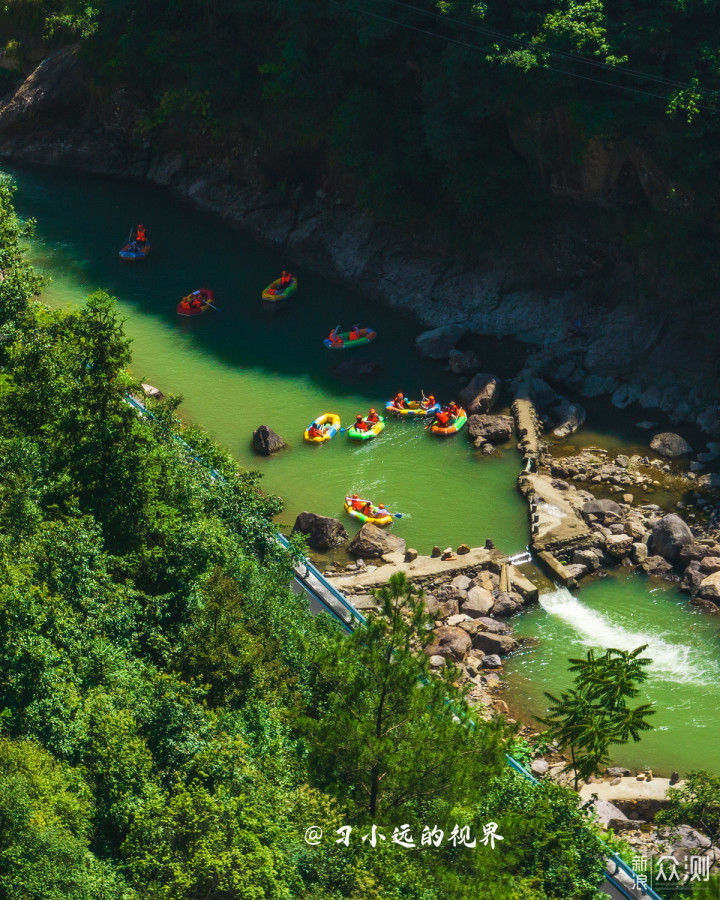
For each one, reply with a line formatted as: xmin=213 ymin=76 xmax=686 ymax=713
xmin=7 ymin=164 xmax=527 ymax=401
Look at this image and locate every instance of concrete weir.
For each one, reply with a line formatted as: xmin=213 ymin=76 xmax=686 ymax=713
xmin=518 ymin=472 xmax=592 ymax=553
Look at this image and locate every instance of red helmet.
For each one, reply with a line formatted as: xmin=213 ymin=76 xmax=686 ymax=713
xmin=352 ymin=493 xmax=359 ymax=499
xmin=370 ymin=408 xmax=376 ymax=414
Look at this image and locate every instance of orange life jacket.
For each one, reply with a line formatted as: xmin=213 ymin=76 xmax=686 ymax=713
xmin=137 ymin=227 xmax=146 ymax=241
xmin=436 ymin=411 xmax=449 ymax=426
xmin=393 ymin=395 xmax=406 ymax=408
xmin=367 ymin=412 xmax=379 ymax=423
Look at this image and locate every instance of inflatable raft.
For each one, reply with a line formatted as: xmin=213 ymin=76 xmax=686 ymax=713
xmin=431 ymin=409 xmax=468 ymax=436
xmin=119 ymin=242 xmax=152 ymax=261
xmin=385 ymin=399 xmax=441 ymax=417
xmin=304 ymin=413 xmax=340 ymax=443
xmin=324 ymin=328 xmax=377 ymax=349
xmin=262 ymin=275 xmax=297 ymax=302
xmin=347 ymin=416 xmax=384 ymax=441
xmin=344 ymin=499 xmax=393 ymax=527
xmin=177 ymin=289 xmax=215 ymax=317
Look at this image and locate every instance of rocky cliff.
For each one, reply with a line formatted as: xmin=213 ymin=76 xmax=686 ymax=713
xmin=1 ymin=47 xmax=718 ymax=434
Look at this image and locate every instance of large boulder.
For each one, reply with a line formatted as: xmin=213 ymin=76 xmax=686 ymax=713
xmin=415 ymin=324 xmax=467 ymax=359
xmin=650 ymin=432 xmax=693 ymax=458
xmin=551 ymin=399 xmax=587 ymax=438
xmin=460 ymin=586 xmax=495 ymax=617
xmin=467 ymin=414 xmax=513 ymax=445
xmin=697 ymin=571 xmax=720 ymax=603
xmin=472 ymin=632 xmax=519 ymax=656
xmin=252 ymin=424 xmax=286 ymax=455
xmin=582 ymin=498 xmax=624 ymax=520
xmin=424 ymin=626 xmax=472 ymax=662
xmin=651 ymin=514 xmax=693 ymax=563
xmin=459 ymin=373 xmax=501 ymax=415
xmin=347 ymin=523 xmax=406 ymax=558
xmin=492 ymin=592 xmax=523 ymax=617
xmin=292 ymin=511 xmax=348 ymax=550
xmin=639 ymin=555 xmax=674 ymax=577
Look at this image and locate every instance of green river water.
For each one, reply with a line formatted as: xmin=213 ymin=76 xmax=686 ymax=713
xmin=7 ymin=165 xmax=720 ymax=776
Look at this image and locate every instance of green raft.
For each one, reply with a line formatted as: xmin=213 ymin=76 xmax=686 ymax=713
xmin=347 ymin=416 xmax=385 ymax=441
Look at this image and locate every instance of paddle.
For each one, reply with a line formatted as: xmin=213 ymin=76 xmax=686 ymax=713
xmin=204 ymin=301 xmax=222 ymax=312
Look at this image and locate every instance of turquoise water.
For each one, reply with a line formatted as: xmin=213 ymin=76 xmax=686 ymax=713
xmin=505 ymin=572 xmax=720 ymax=775
xmin=7 ymin=163 xmax=719 ymax=775
xmin=5 ymin=165 xmax=528 ymax=555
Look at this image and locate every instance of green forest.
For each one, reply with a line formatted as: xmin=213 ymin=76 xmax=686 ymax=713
xmin=5 ymin=0 xmax=720 ymax=295
xmin=0 ymin=173 xmax=615 ymax=897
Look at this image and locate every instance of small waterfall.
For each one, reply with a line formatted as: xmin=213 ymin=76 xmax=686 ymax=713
xmin=539 ymin=586 xmax=715 ymax=685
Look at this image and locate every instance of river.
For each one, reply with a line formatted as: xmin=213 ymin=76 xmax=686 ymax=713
xmin=7 ymin=164 xmax=720 ymax=776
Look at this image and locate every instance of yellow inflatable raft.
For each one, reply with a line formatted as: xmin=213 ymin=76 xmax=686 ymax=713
xmin=304 ymin=413 xmax=341 ymax=442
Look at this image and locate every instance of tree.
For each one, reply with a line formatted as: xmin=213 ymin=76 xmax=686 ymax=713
xmin=657 ymin=771 xmax=720 ymax=863
xmin=303 ymin=571 xmax=507 ymax=820
xmin=539 ymin=646 xmax=655 ymax=788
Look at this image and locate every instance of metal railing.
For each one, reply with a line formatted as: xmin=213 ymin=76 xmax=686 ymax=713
xmin=126 ymin=391 xmax=662 ymax=900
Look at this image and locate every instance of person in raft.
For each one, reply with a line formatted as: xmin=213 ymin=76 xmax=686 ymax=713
xmin=376 ymin=503 xmax=390 ymax=518
xmin=433 ymin=407 xmax=450 ymax=428
xmin=447 ymin=400 xmax=459 ymax=421
xmin=349 ymin=324 xmax=366 ymax=341
xmin=350 ymin=493 xmax=364 ymax=511
xmin=136 ymin=224 xmax=147 ymax=247
xmin=354 ymin=414 xmax=369 ymax=432
xmin=366 ymin=408 xmax=380 ymax=423
xmin=307 ymin=421 xmax=327 ymax=438
xmin=421 ymin=393 xmax=436 ymax=409
xmin=190 ymin=291 xmax=203 ymax=309
xmin=328 ymin=327 xmax=344 ymax=345
xmin=279 ymin=270 xmax=293 ymax=289
xmin=392 ymin=392 xmax=409 ymax=410
xmin=362 ymin=501 xmax=374 ymax=517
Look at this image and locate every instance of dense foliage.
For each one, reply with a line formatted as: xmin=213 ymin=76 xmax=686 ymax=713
xmin=0 ymin=172 xmax=611 ymax=897
xmin=540 ymin=646 xmax=655 ymax=788
xmin=5 ymin=0 xmax=720 ymax=288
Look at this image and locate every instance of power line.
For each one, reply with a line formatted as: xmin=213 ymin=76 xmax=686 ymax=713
xmin=334 ymin=0 xmax=719 ymax=113
xmin=379 ymin=0 xmax=720 ymax=97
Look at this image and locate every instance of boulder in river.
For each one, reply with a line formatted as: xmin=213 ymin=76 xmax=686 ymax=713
xmin=551 ymin=399 xmax=587 ymax=438
xmin=348 ymin=523 xmax=406 ymax=558
xmin=459 ymin=373 xmax=500 ymax=415
xmin=472 ymin=631 xmax=518 ymax=656
xmin=415 ymin=324 xmax=467 ymax=359
xmin=697 ymin=571 xmax=720 ymax=603
xmin=492 ymin=591 xmax=523 ymax=617
xmin=650 ymin=432 xmax=693 ymax=458
xmin=651 ymin=514 xmax=693 ymax=563
xmin=292 ymin=511 xmax=348 ymax=550
xmin=467 ymin=414 xmax=513 ymax=445
xmin=424 ymin=625 xmax=472 ymax=662
xmin=253 ymin=424 xmax=286 ymax=455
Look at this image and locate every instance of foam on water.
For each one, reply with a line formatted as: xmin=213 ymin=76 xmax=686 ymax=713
xmin=539 ymin=586 xmax=717 ymax=685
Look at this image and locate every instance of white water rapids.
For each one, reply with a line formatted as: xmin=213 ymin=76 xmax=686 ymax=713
xmin=539 ymin=586 xmax=717 ymax=686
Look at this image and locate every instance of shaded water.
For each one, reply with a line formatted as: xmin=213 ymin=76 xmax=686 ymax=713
xmin=7 ymin=164 xmax=720 ymax=774
xmin=6 ymin=165 xmax=529 ymax=555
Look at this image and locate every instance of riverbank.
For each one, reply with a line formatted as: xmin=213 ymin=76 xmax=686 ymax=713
xmin=1 ymin=46 xmax=720 ymax=440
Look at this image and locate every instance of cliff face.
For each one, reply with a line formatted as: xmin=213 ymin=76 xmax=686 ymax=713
xmin=1 ymin=47 xmax=718 ymax=434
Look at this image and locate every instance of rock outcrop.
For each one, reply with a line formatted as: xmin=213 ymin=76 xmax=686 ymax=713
xmin=467 ymin=414 xmax=513 ymax=447
xmin=292 ymin=511 xmax=348 ymax=549
xmin=650 ymin=432 xmax=693 ymax=458
xmin=347 ymin=523 xmax=406 ymax=558
xmin=253 ymin=424 xmax=286 ymax=455
xmin=651 ymin=514 xmax=693 ymax=563
xmin=459 ymin=373 xmax=500 ymax=415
